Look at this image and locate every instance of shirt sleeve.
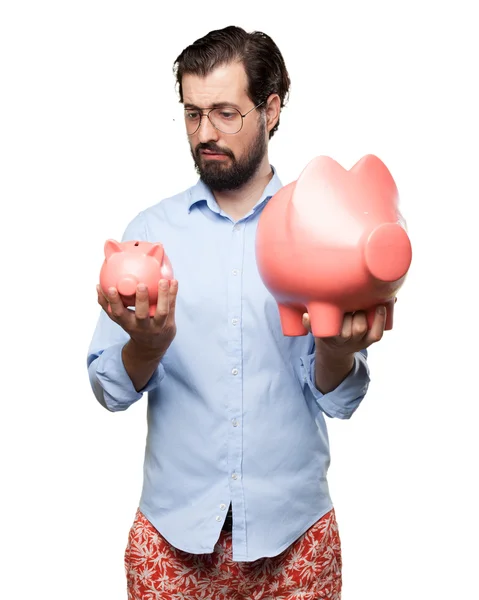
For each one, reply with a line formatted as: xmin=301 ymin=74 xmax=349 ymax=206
xmin=299 ymin=346 xmax=370 ymax=420
xmin=86 ymin=211 xmax=165 ymax=412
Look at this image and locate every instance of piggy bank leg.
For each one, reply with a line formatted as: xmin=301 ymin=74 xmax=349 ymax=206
xmin=307 ymin=302 xmax=343 ymax=338
xmin=384 ymin=298 xmax=395 ymax=330
xmin=278 ymin=303 xmax=308 ymax=336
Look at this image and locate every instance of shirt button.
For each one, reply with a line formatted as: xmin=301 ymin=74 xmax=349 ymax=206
xmin=233 ymin=224 xmax=241 ymax=231
xmin=220 ymin=503 xmax=226 ymax=510
xmin=232 ymin=368 xmax=239 ymax=376
xmin=232 ymin=318 xmax=239 ymax=326
xmin=232 ymin=269 xmax=239 ymax=276
xmin=232 ymin=472 xmax=238 ymax=480
xmin=232 ymin=419 xmax=239 ymax=427
xmin=216 ymin=516 xmax=221 ymax=522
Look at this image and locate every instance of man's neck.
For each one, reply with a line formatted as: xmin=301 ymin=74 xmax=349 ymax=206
xmin=212 ymin=160 xmax=274 ymax=221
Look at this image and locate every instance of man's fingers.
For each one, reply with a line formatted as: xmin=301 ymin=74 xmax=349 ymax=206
xmin=97 ymin=285 xmax=109 ymax=311
xmin=103 ymin=287 xmax=135 ymax=330
xmin=135 ymin=284 xmax=151 ymax=323
xmin=302 ymin=313 xmax=311 ymax=332
xmin=351 ymin=311 xmax=368 ymax=341
xmin=153 ymin=279 xmax=171 ymax=324
xmin=365 ymin=306 xmax=386 ymax=345
xmin=104 ymin=287 xmax=123 ymax=318
xmin=97 ymin=284 xmax=115 ymax=314
xmin=167 ymin=280 xmax=179 ymax=321
xmin=340 ymin=313 xmax=353 ymax=339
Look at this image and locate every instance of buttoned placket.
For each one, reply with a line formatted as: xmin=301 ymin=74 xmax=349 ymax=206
xmin=224 ymin=218 xmax=246 ymax=551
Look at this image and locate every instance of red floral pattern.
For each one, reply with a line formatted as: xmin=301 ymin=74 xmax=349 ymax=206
xmin=125 ymin=508 xmax=342 ymax=599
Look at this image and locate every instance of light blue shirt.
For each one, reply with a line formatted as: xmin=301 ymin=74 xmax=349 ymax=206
xmin=86 ymin=166 xmax=370 ymax=562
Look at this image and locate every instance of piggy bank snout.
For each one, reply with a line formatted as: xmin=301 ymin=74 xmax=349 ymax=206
xmin=117 ymin=276 xmax=139 ymax=296
xmin=365 ymin=222 xmax=412 ymax=282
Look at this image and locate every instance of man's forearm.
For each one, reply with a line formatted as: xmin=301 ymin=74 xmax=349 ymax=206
xmin=314 ymin=344 xmax=355 ymax=394
xmin=122 ymin=339 xmax=166 ymax=393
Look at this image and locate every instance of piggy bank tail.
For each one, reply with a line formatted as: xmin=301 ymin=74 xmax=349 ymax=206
xmin=364 ymin=223 xmax=412 ymax=282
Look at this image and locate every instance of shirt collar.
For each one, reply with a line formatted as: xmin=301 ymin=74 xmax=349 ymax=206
xmin=187 ymin=165 xmax=283 ymax=215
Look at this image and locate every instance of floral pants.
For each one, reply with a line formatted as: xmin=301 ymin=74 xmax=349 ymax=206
xmin=125 ymin=508 xmax=342 ymax=600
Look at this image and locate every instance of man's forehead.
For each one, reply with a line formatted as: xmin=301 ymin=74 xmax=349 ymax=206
xmin=182 ymin=62 xmax=248 ymax=106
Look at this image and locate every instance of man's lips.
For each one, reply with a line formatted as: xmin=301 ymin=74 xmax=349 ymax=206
xmin=200 ymin=149 xmax=229 ymax=158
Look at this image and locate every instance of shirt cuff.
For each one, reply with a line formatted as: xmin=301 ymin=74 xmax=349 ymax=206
xmin=300 ymin=350 xmax=370 ymax=419
xmin=94 ymin=342 xmax=165 ymax=411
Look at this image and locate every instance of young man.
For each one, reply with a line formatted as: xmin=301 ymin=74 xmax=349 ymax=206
xmin=87 ymin=25 xmax=386 ymax=600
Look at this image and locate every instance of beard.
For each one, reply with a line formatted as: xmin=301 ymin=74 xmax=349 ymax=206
xmin=190 ymin=118 xmax=267 ymax=192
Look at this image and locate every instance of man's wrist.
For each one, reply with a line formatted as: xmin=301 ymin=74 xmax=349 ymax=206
xmin=125 ymin=338 xmax=167 ymax=363
xmin=315 ymin=340 xmax=355 ymax=367
xmin=314 ymin=341 xmax=355 ymax=393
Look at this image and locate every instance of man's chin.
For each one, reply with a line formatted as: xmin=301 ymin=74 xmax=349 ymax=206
xmin=196 ymin=161 xmax=232 ymax=179
xmin=197 ymin=169 xmax=240 ymax=191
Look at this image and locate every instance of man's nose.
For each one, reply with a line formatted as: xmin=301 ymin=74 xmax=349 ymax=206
xmin=197 ymin=114 xmax=219 ymax=143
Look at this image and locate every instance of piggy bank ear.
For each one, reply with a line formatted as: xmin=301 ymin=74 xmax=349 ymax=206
xmin=350 ymin=154 xmax=399 ymax=206
xmin=147 ymin=243 xmax=164 ymax=263
xmin=104 ymin=239 xmax=123 ymax=260
xmin=291 ymin=155 xmax=346 ymax=213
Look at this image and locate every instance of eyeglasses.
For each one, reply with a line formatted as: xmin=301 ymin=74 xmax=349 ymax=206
xmin=184 ymin=101 xmax=264 ymax=135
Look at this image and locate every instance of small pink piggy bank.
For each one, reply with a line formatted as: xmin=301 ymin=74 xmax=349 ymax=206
xmin=99 ymin=239 xmax=174 ymax=316
xmin=255 ymin=154 xmax=412 ymax=337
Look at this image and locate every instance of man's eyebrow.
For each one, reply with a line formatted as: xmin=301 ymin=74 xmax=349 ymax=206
xmin=183 ymin=102 xmax=241 ymax=110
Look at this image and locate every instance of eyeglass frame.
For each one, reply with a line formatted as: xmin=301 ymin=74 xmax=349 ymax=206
xmin=183 ymin=101 xmax=265 ymax=135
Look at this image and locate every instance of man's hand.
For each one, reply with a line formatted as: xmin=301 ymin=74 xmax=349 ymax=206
xmin=303 ymin=305 xmax=387 ymax=358
xmin=97 ymin=279 xmax=179 ymax=355
xmin=303 ymin=305 xmax=387 ymax=394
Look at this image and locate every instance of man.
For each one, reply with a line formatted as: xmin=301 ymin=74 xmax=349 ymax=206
xmin=87 ymin=25 xmax=386 ymax=600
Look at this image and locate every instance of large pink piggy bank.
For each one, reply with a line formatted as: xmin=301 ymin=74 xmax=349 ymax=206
xmin=99 ymin=239 xmax=174 ymax=316
xmin=255 ymin=154 xmax=412 ymax=338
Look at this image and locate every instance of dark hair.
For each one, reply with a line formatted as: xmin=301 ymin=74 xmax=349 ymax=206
xmin=173 ymin=26 xmax=291 ymax=139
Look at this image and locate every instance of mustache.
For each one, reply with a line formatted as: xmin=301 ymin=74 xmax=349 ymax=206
xmin=195 ymin=143 xmax=234 ymax=159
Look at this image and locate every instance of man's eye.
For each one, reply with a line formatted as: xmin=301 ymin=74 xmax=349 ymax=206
xmin=186 ymin=112 xmax=199 ymax=119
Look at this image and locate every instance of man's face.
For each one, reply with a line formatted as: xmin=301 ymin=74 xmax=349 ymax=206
xmin=182 ymin=62 xmax=267 ymax=192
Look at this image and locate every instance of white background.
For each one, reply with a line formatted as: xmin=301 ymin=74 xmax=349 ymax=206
xmin=1 ymin=1 xmax=478 ymax=598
